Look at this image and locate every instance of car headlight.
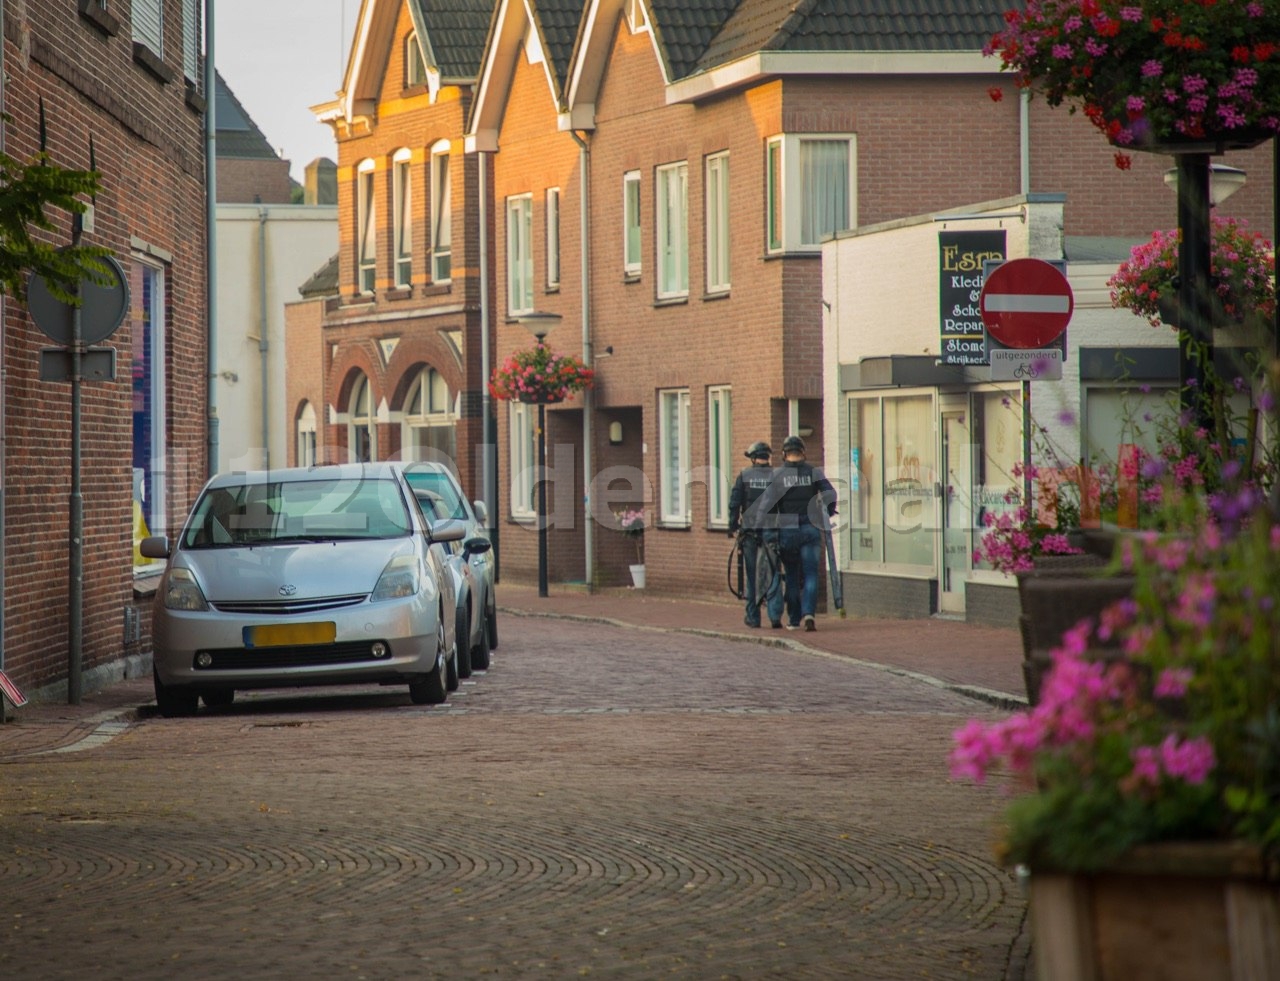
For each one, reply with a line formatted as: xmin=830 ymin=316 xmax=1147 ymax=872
xmin=372 ymin=554 xmax=420 ymax=601
xmin=164 ymin=568 xmax=209 ymax=611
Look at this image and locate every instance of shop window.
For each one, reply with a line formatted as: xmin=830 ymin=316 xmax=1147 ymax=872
xmin=132 ymin=259 xmax=167 ymax=571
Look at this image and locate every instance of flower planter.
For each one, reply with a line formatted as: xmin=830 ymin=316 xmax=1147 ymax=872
xmin=629 ymin=564 xmax=645 ymax=589
xmin=1029 ymin=841 xmax=1280 ymax=981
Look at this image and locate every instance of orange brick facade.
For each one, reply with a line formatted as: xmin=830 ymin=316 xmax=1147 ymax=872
xmin=3 ymin=2 xmax=208 ymax=694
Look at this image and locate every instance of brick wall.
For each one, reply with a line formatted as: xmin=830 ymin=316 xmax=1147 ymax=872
xmin=216 ymin=156 xmax=293 ymax=204
xmin=3 ymin=2 xmax=207 ymax=693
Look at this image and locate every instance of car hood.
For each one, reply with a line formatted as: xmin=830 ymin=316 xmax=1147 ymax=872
xmin=179 ymin=539 xmax=416 ymax=602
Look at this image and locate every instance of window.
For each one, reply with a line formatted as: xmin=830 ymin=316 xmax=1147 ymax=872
xmin=393 ymin=149 xmax=412 ymax=288
xmin=406 ymin=31 xmax=426 ymax=86
xmin=430 ymin=140 xmax=451 ymax=282
xmin=506 ymin=193 xmax=534 ymax=315
xmin=546 ymin=187 xmax=561 ymax=290
xmin=623 ymin=170 xmax=641 ymax=277
xmin=847 ymin=393 xmax=935 ymax=569
xmin=182 ymin=0 xmax=200 ymax=83
xmin=296 ymin=402 xmax=317 ymax=468
xmin=656 ymin=162 xmax=688 ymax=299
xmin=708 ymin=386 xmax=732 ymax=526
xmin=132 ymin=0 xmax=162 ymax=53
xmin=131 ymin=259 xmax=166 ymax=570
xmin=766 ymin=134 xmax=854 ymax=253
xmin=659 ymin=389 xmax=691 ymax=524
xmin=509 ymin=402 xmax=537 ymax=519
xmin=348 ymin=373 xmax=376 ymax=462
xmin=402 ymin=367 xmax=457 ymax=464
xmin=357 ymin=159 xmax=377 ymax=293
xmin=705 ymin=152 xmax=730 ymax=294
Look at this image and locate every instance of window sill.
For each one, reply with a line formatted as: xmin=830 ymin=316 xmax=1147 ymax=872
xmin=385 ymin=286 xmax=414 ymax=301
xmin=702 ymin=289 xmax=730 ymax=302
xmin=133 ymin=42 xmax=175 ymax=84
xmin=184 ymin=80 xmax=206 ymax=114
xmin=544 ymin=285 xmax=561 ymax=294
xmin=622 ymin=272 xmax=641 ymax=284
xmin=79 ymin=0 xmax=120 ymax=37
xmin=657 ymin=521 xmax=692 ymax=531
xmin=763 ymin=250 xmax=822 ymax=261
xmin=132 ymin=570 xmax=162 ymax=600
xmin=422 ymin=282 xmax=453 ymax=296
xmin=653 ymin=295 xmax=689 ymax=308
xmin=508 ymin=514 xmax=537 ymax=527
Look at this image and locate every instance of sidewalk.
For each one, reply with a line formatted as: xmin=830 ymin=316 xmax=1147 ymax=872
xmin=0 ymin=583 xmax=1026 ymax=757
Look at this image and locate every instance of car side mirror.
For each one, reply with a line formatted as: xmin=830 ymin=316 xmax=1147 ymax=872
xmin=472 ymin=499 xmax=489 ymax=525
xmin=139 ymin=535 xmax=171 ymax=559
xmin=430 ymin=518 xmax=467 ymax=543
xmin=463 ymin=536 xmax=492 ymax=556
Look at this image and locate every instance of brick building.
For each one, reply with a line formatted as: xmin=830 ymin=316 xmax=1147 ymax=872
xmin=2 ymin=0 xmax=209 ymax=701
xmin=292 ymin=0 xmax=494 ymax=518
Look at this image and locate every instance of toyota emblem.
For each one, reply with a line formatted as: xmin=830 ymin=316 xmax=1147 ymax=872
xmin=279 ymin=584 xmax=297 ymax=596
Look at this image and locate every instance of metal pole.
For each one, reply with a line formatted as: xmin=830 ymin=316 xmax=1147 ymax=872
xmin=1022 ymin=379 xmax=1032 ymax=511
xmin=206 ymin=0 xmax=219 ymax=476
xmin=537 ymin=400 xmax=548 ymax=597
xmin=1176 ymin=153 xmax=1212 ymax=420
xmin=68 ymin=290 xmax=83 ymax=705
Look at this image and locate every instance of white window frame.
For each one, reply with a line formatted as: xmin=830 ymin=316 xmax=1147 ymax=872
xmin=393 ymin=149 xmax=413 ymax=288
xmin=296 ymin=401 xmax=317 ymax=468
xmin=402 ymin=367 xmax=457 ymax=464
xmin=705 ymin=151 xmax=730 ymax=294
xmin=506 ymin=193 xmax=534 ymax=316
xmin=656 ymin=161 xmax=688 ymax=300
xmin=132 ymin=0 xmax=163 ymax=54
xmin=623 ymin=170 xmax=641 ymax=277
xmin=766 ymin=134 xmax=855 ymax=254
xmin=707 ymin=386 xmax=732 ymax=527
xmin=357 ymin=159 xmax=377 ymax=294
xmin=430 ymin=139 xmax=452 ymax=283
xmin=509 ymin=402 xmax=537 ymax=519
xmin=406 ymin=31 xmax=426 ymax=86
xmin=132 ymin=258 xmax=167 ymax=572
xmin=659 ymin=388 xmax=691 ymax=525
xmin=182 ymin=0 xmax=200 ymax=83
xmin=348 ymin=373 xmax=377 ymax=462
xmin=545 ymin=187 xmax=561 ymax=290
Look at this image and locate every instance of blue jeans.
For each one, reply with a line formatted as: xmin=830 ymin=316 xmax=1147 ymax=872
xmin=740 ymin=531 xmax=783 ymax=625
xmin=779 ymin=523 xmax=823 ymax=625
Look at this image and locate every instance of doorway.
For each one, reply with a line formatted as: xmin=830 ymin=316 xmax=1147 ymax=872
xmin=939 ymin=399 xmax=973 ymax=614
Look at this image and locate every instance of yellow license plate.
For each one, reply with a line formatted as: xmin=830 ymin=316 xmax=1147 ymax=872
xmin=244 ymin=622 xmax=337 ymax=648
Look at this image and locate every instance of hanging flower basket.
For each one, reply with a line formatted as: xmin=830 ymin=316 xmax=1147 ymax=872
xmin=986 ymin=1 xmax=1280 ymax=167
xmin=489 ymin=343 xmax=595 ymax=405
xmin=1108 ymin=215 xmax=1277 ymax=329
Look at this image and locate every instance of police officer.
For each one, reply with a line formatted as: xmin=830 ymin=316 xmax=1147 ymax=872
xmin=727 ymin=441 xmax=784 ymax=628
xmin=770 ymin=435 xmax=837 ymax=631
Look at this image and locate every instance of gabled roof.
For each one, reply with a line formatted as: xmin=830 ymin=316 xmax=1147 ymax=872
xmin=215 ymin=71 xmax=281 ymax=160
xmin=646 ymin=0 xmax=739 ymax=81
xmin=466 ymin=0 xmax=590 ymax=152
xmin=313 ymin=0 xmax=491 ymax=134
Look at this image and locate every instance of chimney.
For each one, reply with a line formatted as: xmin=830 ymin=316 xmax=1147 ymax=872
xmin=305 ymin=158 xmax=338 ymax=206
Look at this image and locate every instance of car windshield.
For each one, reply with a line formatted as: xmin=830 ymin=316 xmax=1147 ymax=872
xmin=182 ymin=477 xmax=413 ymax=548
xmin=402 ymin=470 xmax=469 ymax=520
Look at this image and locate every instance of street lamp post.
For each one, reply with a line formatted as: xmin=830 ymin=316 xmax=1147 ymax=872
xmin=516 ymin=312 xmax=563 ymax=598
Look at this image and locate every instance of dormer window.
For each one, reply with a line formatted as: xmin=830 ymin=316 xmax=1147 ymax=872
xmin=626 ymin=0 xmax=649 ymax=34
xmin=406 ymin=32 xmax=427 ymax=87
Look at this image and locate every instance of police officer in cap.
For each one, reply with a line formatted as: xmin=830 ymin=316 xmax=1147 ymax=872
xmin=770 ymin=435 xmax=837 ymax=631
xmin=727 ymin=441 xmax=784 ymax=628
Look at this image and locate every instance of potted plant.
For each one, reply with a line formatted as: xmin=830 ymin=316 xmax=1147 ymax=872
xmin=618 ymin=507 xmax=645 ymax=587
xmin=953 ymin=479 xmax=1280 ymax=978
xmin=985 ymin=0 xmax=1280 ymax=165
xmin=489 ymin=342 xmax=594 ymax=404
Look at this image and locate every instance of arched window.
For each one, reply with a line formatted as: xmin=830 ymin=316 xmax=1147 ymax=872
xmin=349 ymin=373 xmax=376 ymax=462
xmin=402 ymin=366 xmax=456 ymax=465
xmin=393 ymin=148 xmax=413 ymax=287
xmin=296 ymin=401 xmax=317 ymax=467
xmin=430 ymin=139 xmax=452 ymax=282
xmin=357 ymin=158 xmax=377 ymax=293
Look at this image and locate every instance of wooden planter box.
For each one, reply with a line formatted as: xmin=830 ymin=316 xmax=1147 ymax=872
xmin=1029 ymin=842 xmax=1280 ymax=981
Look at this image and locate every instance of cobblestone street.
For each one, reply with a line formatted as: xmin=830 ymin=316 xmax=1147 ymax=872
xmin=0 ymin=609 xmax=1027 ymax=979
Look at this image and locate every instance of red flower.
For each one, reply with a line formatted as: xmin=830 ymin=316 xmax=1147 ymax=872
xmin=988 ymin=86 xmax=1004 ymax=102
xmin=1114 ymin=152 xmax=1133 ymax=171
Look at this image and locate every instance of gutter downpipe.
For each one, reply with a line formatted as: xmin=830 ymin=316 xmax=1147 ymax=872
xmin=569 ymin=129 xmax=592 ymax=592
xmin=479 ymin=149 xmax=496 ymax=573
xmin=206 ymin=0 xmax=219 ymax=477
xmin=1020 ymin=90 xmax=1031 ymax=195
xmin=0 ymin=0 xmax=7 ymax=697
xmin=257 ymin=206 xmax=269 ymax=467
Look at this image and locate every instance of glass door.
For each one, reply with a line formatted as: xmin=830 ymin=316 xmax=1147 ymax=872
xmin=940 ymin=401 xmax=973 ymax=614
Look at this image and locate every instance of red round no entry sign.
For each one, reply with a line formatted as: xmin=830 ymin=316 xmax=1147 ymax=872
xmin=979 ymin=258 xmax=1074 ymax=349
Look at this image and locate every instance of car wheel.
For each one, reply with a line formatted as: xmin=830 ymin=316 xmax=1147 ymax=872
xmin=470 ymin=613 xmax=491 ymax=671
xmin=446 ymin=639 xmax=460 ymax=693
xmin=154 ymin=669 xmax=198 ymax=718
xmin=409 ymin=616 xmax=449 ymax=705
xmin=200 ymin=688 xmax=235 ymax=709
xmin=455 ymin=605 xmax=472 ymax=680
xmin=485 ymin=597 xmax=498 ymax=650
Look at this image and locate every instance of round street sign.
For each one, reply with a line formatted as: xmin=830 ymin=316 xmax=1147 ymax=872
xmin=979 ymin=257 xmax=1074 ymax=349
xmin=26 ymin=254 xmax=130 ymax=347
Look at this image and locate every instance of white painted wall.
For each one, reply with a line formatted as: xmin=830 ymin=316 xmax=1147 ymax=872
xmin=215 ymin=204 xmax=337 ymax=474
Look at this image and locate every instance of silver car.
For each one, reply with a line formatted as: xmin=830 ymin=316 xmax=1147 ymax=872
xmin=140 ymin=463 xmax=463 ymax=716
xmin=398 ymin=462 xmax=497 ymax=673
